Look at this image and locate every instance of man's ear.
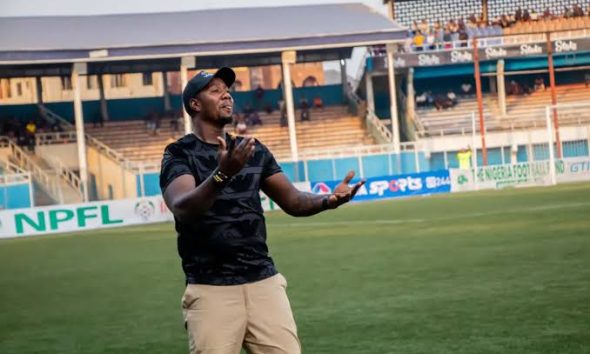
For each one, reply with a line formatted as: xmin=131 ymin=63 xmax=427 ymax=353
xmin=189 ymin=98 xmax=200 ymax=113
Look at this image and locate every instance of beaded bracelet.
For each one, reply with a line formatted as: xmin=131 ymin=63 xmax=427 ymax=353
xmin=212 ymin=169 xmax=231 ymax=188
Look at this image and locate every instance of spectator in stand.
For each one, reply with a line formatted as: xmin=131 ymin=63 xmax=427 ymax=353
xmin=515 ymin=7 xmax=523 ymax=22
xmin=503 ymin=14 xmax=513 ymax=27
xmin=564 ymin=6 xmax=573 ymax=18
xmin=234 ymin=114 xmax=248 ymax=135
xmin=447 ymin=90 xmax=458 ymax=106
xmin=299 ymin=97 xmax=310 ymax=121
xmin=279 ymin=100 xmax=287 ymax=127
xmin=443 ymin=28 xmax=452 ymax=48
xmin=458 ymin=29 xmax=469 ymax=47
xmin=523 ymin=9 xmax=531 ymax=22
xmin=170 ymin=113 xmax=180 ymax=132
xmin=425 ymin=30 xmax=436 ymax=50
xmin=534 ymin=77 xmax=546 ymax=91
xmin=247 ymin=111 xmax=263 ymax=126
xmin=93 ymin=112 xmax=104 ymax=128
xmin=433 ymin=94 xmax=448 ymax=110
xmin=461 ymin=82 xmax=473 ymax=95
xmin=415 ymin=92 xmax=428 ymax=107
xmin=418 ymin=19 xmax=429 ymax=34
xmin=254 ymin=85 xmax=265 ymax=112
xmin=426 ymin=91 xmax=435 ymax=106
xmin=145 ymin=112 xmax=155 ymax=132
xmin=25 ymin=120 xmax=36 ymax=152
xmin=243 ymin=104 xmax=255 ymax=122
xmin=585 ymin=71 xmax=590 ymax=88
xmin=50 ymin=120 xmax=62 ymax=133
xmin=507 ymin=80 xmax=527 ymax=95
xmin=543 ymin=7 xmax=553 ymax=19
xmin=449 ymin=20 xmax=460 ymax=47
xmin=573 ymin=4 xmax=584 ymax=17
xmin=413 ymin=31 xmax=425 ymax=51
xmin=434 ymin=21 xmax=444 ymax=48
xmin=313 ymin=95 xmax=324 ymax=110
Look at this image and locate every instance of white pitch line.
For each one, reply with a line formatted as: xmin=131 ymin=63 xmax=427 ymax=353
xmin=271 ymin=201 xmax=590 ymax=228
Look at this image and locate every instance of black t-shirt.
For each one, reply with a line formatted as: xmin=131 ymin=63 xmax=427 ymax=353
xmin=159 ymin=134 xmax=282 ymax=285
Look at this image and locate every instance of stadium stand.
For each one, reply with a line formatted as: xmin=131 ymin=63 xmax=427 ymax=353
xmin=396 ymin=0 xmax=590 ymax=52
xmin=414 ymin=82 xmax=590 ymax=136
xmin=84 ymin=106 xmax=376 ymax=162
xmin=2 ymin=2 xmax=590 ymax=210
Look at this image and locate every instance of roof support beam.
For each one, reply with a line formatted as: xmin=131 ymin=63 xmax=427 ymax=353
xmin=386 ymin=43 xmax=400 ymax=153
xmin=281 ymin=50 xmax=299 ymax=162
xmin=72 ymin=62 xmax=89 ymax=202
xmin=180 ymin=56 xmax=196 ymax=135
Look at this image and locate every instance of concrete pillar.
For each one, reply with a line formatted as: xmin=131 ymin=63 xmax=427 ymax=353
xmin=386 ymin=0 xmax=395 ymax=20
xmin=98 ymin=74 xmax=109 ymax=123
xmin=340 ymin=59 xmax=348 ymax=101
xmin=180 ymin=56 xmax=196 ymax=134
xmin=489 ymin=76 xmax=497 ymax=94
xmin=365 ymin=73 xmax=375 ymax=114
xmin=282 ymin=50 xmax=299 ymax=161
xmin=162 ymin=72 xmax=171 ymax=112
xmin=72 ymin=63 xmax=89 ymax=202
xmin=405 ymin=68 xmax=416 ymax=141
xmin=407 ymin=68 xmax=415 ymax=125
xmin=497 ymin=59 xmax=507 ymax=116
xmin=386 ymin=43 xmax=401 ymax=152
xmin=35 ymin=76 xmax=44 ymax=105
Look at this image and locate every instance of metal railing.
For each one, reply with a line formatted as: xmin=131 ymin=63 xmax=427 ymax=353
xmin=352 ymin=48 xmax=370 ymax=91
xmin=0 ymin=159 xmax=31 ymax=186
xmin=392 ymin=27 xmax=590 ymax=55
xmin=49 ymin=157 xmax=83 ymax=199
xmin=38 ymin=104 xmax=74 ymax=130
xmin=0 ymin=172 xmax=31 ymax=186
xmin=1 ymin=136 xmax=63 ymax=203
xmin=366 ymin=110 xmax=393 ymax=144
xmin=37 ymin=105 xmax=138 ymax=170
xmin=36 ymin=131 xmax=77 ymax=145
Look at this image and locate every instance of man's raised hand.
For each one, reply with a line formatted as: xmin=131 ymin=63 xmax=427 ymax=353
xmin=216 ymin=135 xmax=256 ymax=177
xmin=327 ymin=170 xmax=365 ymax=209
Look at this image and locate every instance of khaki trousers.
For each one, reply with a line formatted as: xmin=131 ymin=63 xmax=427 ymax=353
xmin=181 ymin=273 xmax=301 ymax=354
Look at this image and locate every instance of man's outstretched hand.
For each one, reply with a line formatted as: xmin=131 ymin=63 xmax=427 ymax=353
xmin=327 ymin=171 xmax=366 ymax=209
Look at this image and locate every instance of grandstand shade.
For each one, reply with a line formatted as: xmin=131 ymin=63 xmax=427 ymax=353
xmin=0 ymin=3 xmax=407 ymax=78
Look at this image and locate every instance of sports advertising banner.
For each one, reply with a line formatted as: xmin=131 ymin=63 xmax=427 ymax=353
xmin=0 ymin=183 xmax=313 ymax=239
xmin=450 ymin=157 xmax=590 ymax=191
xmin=370 ymin=38 xmax=590 ymax=69
xmin=557 ymin=157 xmax=590 ymax=183
xmin=310 ymin=171 xmax=451 ymax=202
xmin=0 ymin=196 xmax=173 ymax=239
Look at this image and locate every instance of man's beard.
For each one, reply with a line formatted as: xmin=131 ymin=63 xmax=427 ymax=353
xmin=219 ymin=115 xmax=233 ymax=125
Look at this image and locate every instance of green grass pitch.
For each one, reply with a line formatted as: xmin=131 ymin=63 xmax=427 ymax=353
xmin=1 ymin=183 xmax=589 ymax=354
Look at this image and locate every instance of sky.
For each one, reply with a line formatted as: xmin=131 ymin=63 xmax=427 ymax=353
xmin=1 ymin=0 xmax=387 ymax=17
xmin=0 ymin=0 xmax=390 ymax=81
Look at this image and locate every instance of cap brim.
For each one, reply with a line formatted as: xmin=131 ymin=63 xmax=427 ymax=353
xmin=213 ymin=67 xmax=236 ymax=89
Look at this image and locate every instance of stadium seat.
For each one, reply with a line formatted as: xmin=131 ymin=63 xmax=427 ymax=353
xmin=85 ymin=106 xmax=377 ymax=161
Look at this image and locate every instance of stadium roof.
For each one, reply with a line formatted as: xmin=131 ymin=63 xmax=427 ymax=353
xmin=0 ymin=3 xmax=407 ymax=76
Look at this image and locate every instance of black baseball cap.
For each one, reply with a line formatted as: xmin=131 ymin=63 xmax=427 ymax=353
xmin=182 ymin=67 xmax=236 ymax=116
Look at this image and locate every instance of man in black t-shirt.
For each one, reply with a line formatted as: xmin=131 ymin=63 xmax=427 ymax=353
xmin=160 ymin=67 xmax=364 ymax=354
